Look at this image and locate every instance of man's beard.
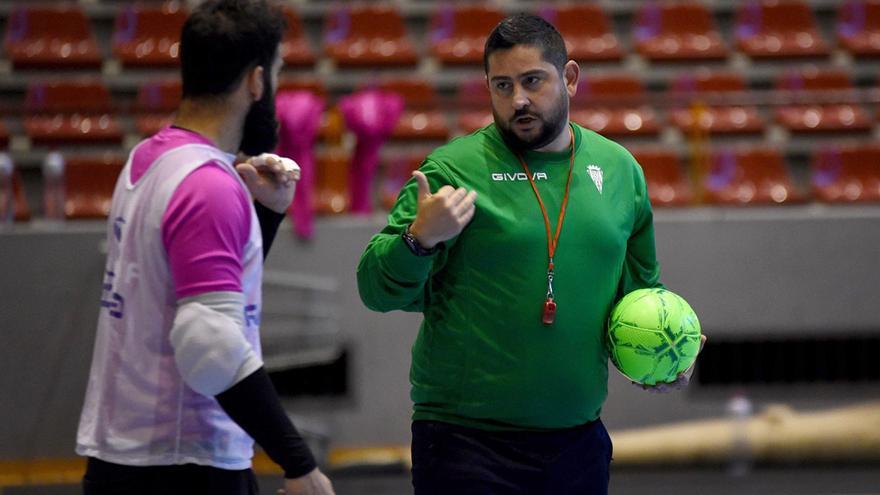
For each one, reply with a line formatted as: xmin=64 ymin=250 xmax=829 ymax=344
xmin=493 ymin=91 xmax=568 ymax=152
xmin=239 ymin=72 xmax=279 ymax=156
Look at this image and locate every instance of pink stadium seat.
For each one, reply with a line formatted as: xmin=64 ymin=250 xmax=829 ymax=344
xmin=381 ymin=153 xmax=427 ymax=210
xmin=4 ymin=5 xmax=102 ymax=69
xmin=704 ymin=148 xmax=803 ymax=205
xmin=429 ymin=5 xmax=505 ymax=65
xmin=634 ymin=3 xmax=728 ymax=62
xmin=570 ymin=75 xmax=660 ymax=137
xmin=774 ymin=69 xmax=872 ymax=134
xmin=631 ymin=149 xmax=694 ymax=207
xmin=811 ymin=144 xmax=880 ymax=202
xmin=112 ymin=2 xmax=187 ymax=68
xmin=539 ymin=5 xmax=622 ymax=62
xmin=837 ymin=0 xmax=880 ymax=57
xmin=25 ymin=80 xmax=123 ymax=146
xmin=668 ymin=72 xmax=765 ymax=135
xmin=134 ymin=79 xmax=181 ymax=136
xmin=63 ymin=155 xmax=125 ymax=219
xmin=376 ymin=79 xmax=449 ymax=141
xmin=281 ymin=8 xmax=315 ymax=67
xmin=734 ymin=0 xmax=829 ymax=59
xmin=324 ymin=5 xmax=417 ymax=67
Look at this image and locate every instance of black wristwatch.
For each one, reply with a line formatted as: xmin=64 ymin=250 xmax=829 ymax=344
xmin=402 ymin=224 xmax=441 ymax=256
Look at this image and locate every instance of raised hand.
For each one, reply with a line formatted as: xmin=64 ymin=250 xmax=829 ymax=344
xmin=409 ymin=170 xmax=478 ymax=249
xmin=237 ymin=153 xmax=301 ymax=214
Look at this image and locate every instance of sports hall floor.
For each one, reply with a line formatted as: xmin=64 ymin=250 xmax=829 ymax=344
xmin=4 ymin=465 xmax=879 ymax=494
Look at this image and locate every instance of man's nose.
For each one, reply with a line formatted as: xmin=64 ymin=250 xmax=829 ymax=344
xmin=512 ymin=85 xmax=530 ymax=110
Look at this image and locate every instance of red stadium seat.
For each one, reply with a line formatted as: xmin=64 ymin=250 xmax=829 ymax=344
xmin=112 ymin=2 xmax=187 ymax=68
xmin=281 ymin=8 xmax=315 ymax=67
xmin=324 ymin=5 xmax=417 ymax=67
xmin=134 ymin=79 xmax=182 ymax=136
xmin=455 ymin=78 xmax=493 ymax=135
xmin=25 ymin=80 xmax=123 ymax=146
xmin=13 ymin=169 xmax=31 ymax=222
xmin=375 ymin=79 xmax=449 ymax=141
xmin=774 ymin=69 xmax=872 ymax=133
xmin=811 ymin=144 xmax=880 ymax=202
xmin=429 ymin=5 xmax=505 ymax=65
xmin=571 ymin=75 xmax=660 ymax=137
xmin=63 ymin=155 xmax=125 ymax=219
xmin=539 ymin=5 xmax=622 ymax=62
xmin=0 ymin=120 xmax=8 ymax=150
xmin=704 ymin=148 xmax=802 ymax=205
xmin=668 ymin=72 xmax=765 ymax=135
xmin=837 ymin=0 xmax=880 ymax=57
xmin=734 ymin=0 xmax=829 ymax=59
xmin=4 ymin=5 xmax=102 ymax=69
xmin=634 ymin=3 xmax=728 ymax=62
xmin=631 ymin=149 xmax=694 ymax=207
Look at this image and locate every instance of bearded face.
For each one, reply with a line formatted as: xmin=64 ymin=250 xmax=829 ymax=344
xmin=239 ymin=68 xmax=279 ymax=156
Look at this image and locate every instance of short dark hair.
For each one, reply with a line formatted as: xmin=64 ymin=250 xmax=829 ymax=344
xmin=180 ymin=0 xmax=286 ymax=99
xmin=484 ymin=13 xmax=567 ymax=75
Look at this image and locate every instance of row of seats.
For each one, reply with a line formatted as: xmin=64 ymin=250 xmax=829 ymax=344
xmin=5 ymin=1 xmax=880 ymax=70
xmin=7 ymin=66 xmax=880 ymax=148
xmin=4 ymin=143 xmax=879 ymax=222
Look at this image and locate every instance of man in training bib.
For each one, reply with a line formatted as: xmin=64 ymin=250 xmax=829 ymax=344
xmin=76 ymin=1 xmax=333 ymax=494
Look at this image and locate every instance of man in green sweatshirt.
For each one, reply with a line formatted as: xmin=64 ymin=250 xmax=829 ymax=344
xmin=357 ymin=13 xmax=698 ymax=495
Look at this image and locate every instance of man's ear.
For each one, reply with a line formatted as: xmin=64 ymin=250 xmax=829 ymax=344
xmin=563 ymin=60 xmax=579 ymax=98
xmin=247 ymin=65 xmax=265 ymax=102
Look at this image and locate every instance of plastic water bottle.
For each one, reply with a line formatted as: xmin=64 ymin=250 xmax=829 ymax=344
xmin=726 ymin=391 xmax=753 ymax=476
xmin=0 ymin=153 xmax=14 ymax=225
xmin=42 ymin=151 xmax=65 ymax=221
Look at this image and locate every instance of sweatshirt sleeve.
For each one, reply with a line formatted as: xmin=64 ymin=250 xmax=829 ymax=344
xmin=356 ymin=159 xmax=453 ymax=313
xmin=617 ymin=158 xmax=663 ymax=300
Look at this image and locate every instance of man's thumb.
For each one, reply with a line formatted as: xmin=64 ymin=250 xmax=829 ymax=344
xmin=236 ymin=163 xmax=260 ymax=186
xmin=412 ymin=170 xmax=431 ymax=200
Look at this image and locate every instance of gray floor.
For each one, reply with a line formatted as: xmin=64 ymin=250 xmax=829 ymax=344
xmin=5 ymin=465 xmax=879 ymax=495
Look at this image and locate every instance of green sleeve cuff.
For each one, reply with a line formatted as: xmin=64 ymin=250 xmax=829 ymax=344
xmin=380 ymin=233 xmax=436 ymax=283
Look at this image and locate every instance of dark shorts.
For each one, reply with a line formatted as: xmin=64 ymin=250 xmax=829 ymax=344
xmin=82 ymin=457 xmax=259 ymax=495
xmin=411 ymin=418 xmax=613 ymax=495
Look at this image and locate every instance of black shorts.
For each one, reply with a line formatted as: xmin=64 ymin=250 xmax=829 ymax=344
xmin=82 ymin=457 xmax=260 ymax=495
xmin=411 ymin=418 xmax=613 ymax=495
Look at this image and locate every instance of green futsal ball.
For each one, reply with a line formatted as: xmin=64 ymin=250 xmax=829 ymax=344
xmin=606 ymin=288 xmax=702 ymax=386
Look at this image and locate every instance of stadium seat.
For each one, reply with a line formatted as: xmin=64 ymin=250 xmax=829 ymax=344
xmin=314 ymin=152 xmax=350 ymax=215
xmin=63 ymin=155 xmax=125 ymax=219
xmin=539 ymin=5 xmax=622 ymax=62
xmin=4 ymin=5 xmax=103 ymax=69
xmin=281 ymin=8 xmax=315 ymax=67
xmin=734 ymin=0 xmax=830 ymax=59
xmin=668 ymin=72 xmax=765 ymax=135
xmin=631 ymin=149 xmax=694 ymax=207
xmin=134 ymin=79 xmax=181 ymax=136
xmin=112 ymin=2 xmax=187 ymax=68
xmin=837 ymin=0 xmax=880 ymax=57
xmin=429 ymin=5 xmax=505 ymax=65
xmin=455 ymin=78 xmax=493 ymax=135
xmin=375 ymin=79 xmax=449 ymax=141
xmin=633 ymin=3 xmax=728 ymax=62
xmin=774 ymin=68 xmax=872 ymax=133
xmin=324 ymin=5 xmax=417 ymax=67
xmin=811 ymin=144 xmax=880 ymax=202
xmin=24 ymin=80 xmax=123 ymax=146
xmin=381 ymin=153 xmax=427 ymax=210
xmin=12 ymin=169 xmax=30 ymax=222
xmin=571 ymin=75 xmax=660 ymax=137
xmin=0 ymin=120 xmax=8 ymax=150
xmin=704 ymin=148 xmax=802 ymax=205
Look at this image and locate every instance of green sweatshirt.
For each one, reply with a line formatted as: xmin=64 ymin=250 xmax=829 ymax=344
xmin=357 ymin=123 xmax=661 ymax=431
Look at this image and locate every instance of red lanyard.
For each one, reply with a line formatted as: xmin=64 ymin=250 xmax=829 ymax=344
xmin=515 ymin=127 xmax=576 ymax=325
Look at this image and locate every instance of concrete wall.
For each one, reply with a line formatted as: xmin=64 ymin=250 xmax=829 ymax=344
xmin=2 ymin=205 xmax=879 ymax=459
